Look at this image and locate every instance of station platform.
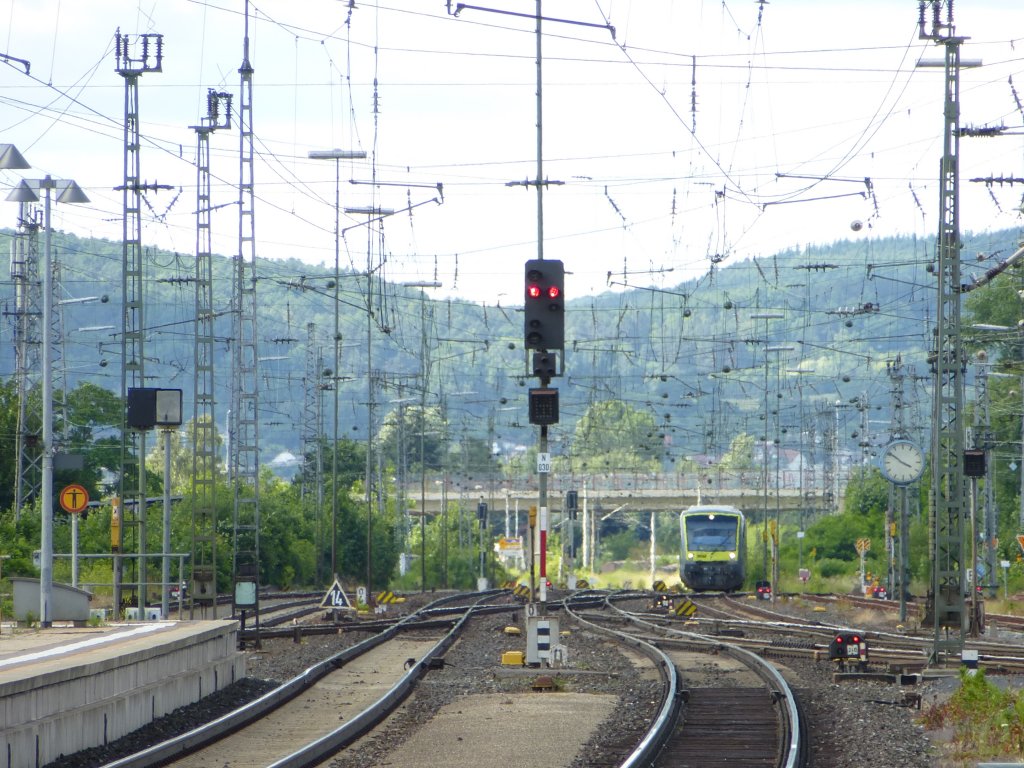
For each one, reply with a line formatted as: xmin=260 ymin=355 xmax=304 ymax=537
xmin=0 ymin=619 xmax=245 ymax=768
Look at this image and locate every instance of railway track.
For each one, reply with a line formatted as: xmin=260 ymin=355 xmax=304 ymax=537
xmin=102 ymin=591 xmax=491 ymax=768
xmin=61 ymin=588 xmax=986 ymax=768
xmin=566 ymin=594 xmax=805 ymax=768
xmin=714 ymin=592 xmax=1024 ymax=672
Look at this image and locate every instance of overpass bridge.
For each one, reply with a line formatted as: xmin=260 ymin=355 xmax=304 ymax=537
xmin=406 ymin=487 xmax=838 ymax=517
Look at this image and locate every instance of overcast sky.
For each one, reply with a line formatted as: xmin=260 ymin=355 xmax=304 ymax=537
xmin=1 ymin=0 xmax=1022 ymax=303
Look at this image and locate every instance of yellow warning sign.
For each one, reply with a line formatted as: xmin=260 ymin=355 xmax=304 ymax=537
xmin=575 ymin=578 xmax=590 ymax=589
xmin=513 ymin=584 xmax=531 ymax=599
xmin=652 ymin=579 xmax=667 ymax=592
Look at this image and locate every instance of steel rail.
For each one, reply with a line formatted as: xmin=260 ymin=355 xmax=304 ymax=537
xmin=100 ymin=592 xmax=471 ymax=768
xmin=562 ymin=595 xmax=683 ymax=768
xmin=606 ymin=600 xmax=806 ymax=768
xmin=266 ymin=593 xmax=498 ymax=768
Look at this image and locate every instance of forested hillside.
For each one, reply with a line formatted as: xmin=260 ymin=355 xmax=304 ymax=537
xmin=3 ymin=226 xmax=1024 ymax=594
xmin=2 ymin=226 xmax=1018 ymax=467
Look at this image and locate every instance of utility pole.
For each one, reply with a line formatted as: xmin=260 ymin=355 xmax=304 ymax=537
xmin=751 ymin=312 xmax=785 ymax=584
xmin=972 ymin=358 xmax=997 ymax=599
xmin=885 ymin=355 xmax=916 ymax=623
xmin=301 ymin=323 xmax=324 ymax=583
xmin=190 ymin=89 xmax=231 ymax=616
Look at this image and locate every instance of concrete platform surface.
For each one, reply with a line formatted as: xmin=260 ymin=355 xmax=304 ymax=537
xmin=0 ymin=620 xmax=245 ymax=768
xmin=366 ymin=692 xmax=618 ymax=767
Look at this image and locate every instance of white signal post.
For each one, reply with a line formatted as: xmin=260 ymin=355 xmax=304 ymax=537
xmin=539 ymin=505 xmax=548 ymax=603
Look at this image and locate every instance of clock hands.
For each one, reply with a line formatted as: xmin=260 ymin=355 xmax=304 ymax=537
xmin=888 ymin=454 xmax=915 ymax=469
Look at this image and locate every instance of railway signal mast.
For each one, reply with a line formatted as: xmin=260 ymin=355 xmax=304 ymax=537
xmin=524 ymin=258 xmax=563 ymax=616
xmin=452 ymin=1 xmax=611 ymax=665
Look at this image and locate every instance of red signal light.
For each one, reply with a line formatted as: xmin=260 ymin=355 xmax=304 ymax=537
xmin=547 ymin=285 xmax=560 ymax=299
xmin=527 ymin=284 xmax=542 ymax=299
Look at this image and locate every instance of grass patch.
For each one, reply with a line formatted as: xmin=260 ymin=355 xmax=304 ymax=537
xmin=921 ymin=667 xmax=1024 ymax=764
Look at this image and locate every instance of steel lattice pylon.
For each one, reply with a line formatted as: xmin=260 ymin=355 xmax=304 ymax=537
xmin=190 ymin=89 xmax=231 ymax=614
xmin=920 ymin=2 xmax=968 ymax=660
xmin=10 ymin=210 xmax=42 ymax=518
xmin=114 ymin=30 xmax=163 ymax=615
xmin=231 ymin=7 xmax=261 ymax=628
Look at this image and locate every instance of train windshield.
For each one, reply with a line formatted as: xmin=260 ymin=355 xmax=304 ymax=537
xmin=685 ymin=514 xmax=739 ymax=551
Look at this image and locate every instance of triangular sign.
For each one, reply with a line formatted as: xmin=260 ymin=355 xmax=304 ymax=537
xmin=320 ymin=579 xmax=354 ymax=610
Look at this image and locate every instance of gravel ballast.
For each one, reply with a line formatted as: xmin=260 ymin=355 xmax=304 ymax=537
xmin=40 ymin=598 xmax=1006 ymax=768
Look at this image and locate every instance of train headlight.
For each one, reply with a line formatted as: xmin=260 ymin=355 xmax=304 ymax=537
xmin=728 ymin=552 xmax=736 ymax=560
xmin=687 ymin=552 xmax=695 ymax=559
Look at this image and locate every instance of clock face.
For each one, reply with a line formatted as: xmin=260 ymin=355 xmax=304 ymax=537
xmin=881 ymin=441 xmax=924 ymax=485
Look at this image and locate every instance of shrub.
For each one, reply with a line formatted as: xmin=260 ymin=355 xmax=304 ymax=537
xmin=817 ymin=558 xmax=852 ymax=578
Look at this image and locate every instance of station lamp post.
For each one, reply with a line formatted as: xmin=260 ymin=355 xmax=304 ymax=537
xmin=308 ymin=149 xmax=366 ymax=580
xmin=7 ymin=174 xmax=90 ymax=627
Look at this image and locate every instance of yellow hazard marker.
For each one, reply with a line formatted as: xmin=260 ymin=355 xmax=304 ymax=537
xmin=652 ymin=579 xmax=667 ymax=592
xmin=673 ymin=599 xmax=698 ymax=618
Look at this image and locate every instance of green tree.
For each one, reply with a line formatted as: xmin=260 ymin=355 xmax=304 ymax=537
xmin=448 ymin=435 xmax=500 ymax=480
xmin=0 ymin=379 xmax=19 ymax=513
xmin=719 ymin=433 xmax=756 ymax=471
xmin=60 ymin=382 xmax=122 ymax=494
xmin=377 ymin=405 xmax=444 ymax=474
xmin=144 ymin=417 xmax=223 ymax=491
xmin=571 ymin=400 xmax=660 ymax=474
xmin=804 ymin=467 xmax=888 ymax=565
xmin=964 ymin=266 xmax=1024 ymax=569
